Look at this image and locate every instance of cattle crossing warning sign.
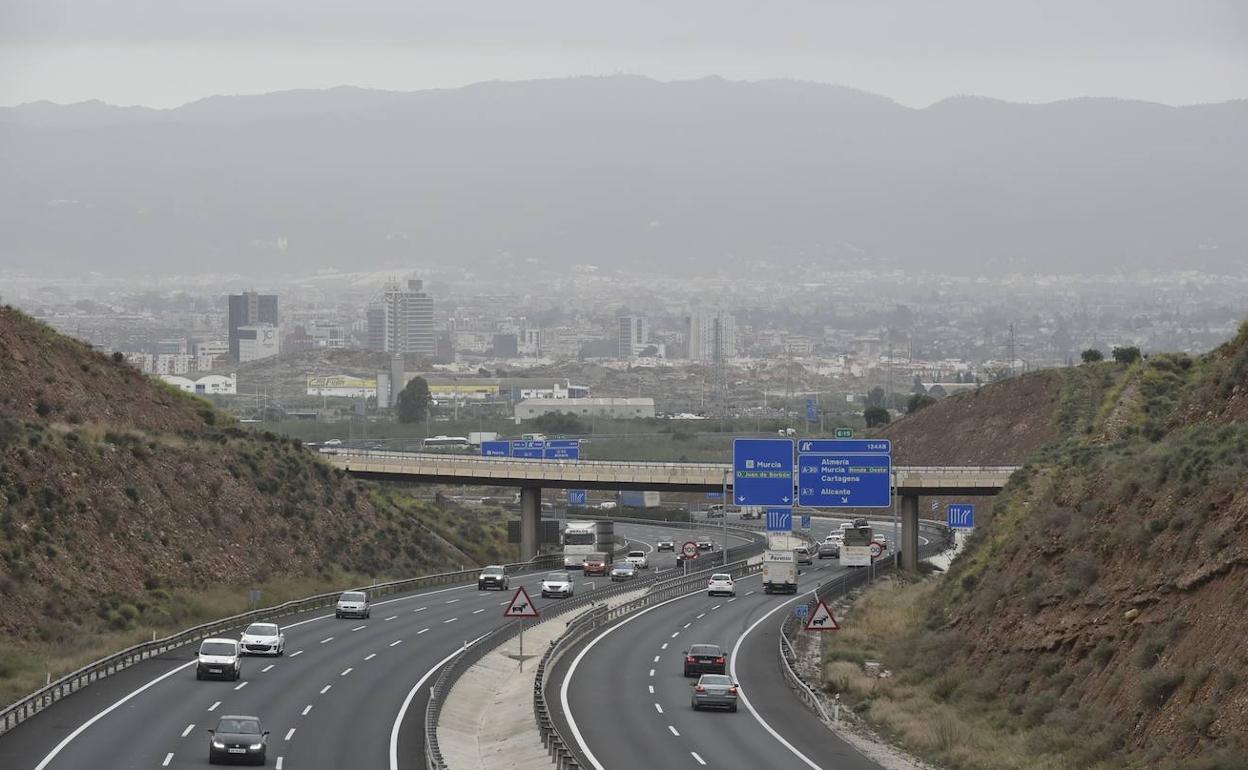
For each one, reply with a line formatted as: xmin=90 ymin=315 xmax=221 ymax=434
xmin=804 ymin=600 xmax=841 ymax=631
xmin=503 ymin=586 xmax=540 ymax=618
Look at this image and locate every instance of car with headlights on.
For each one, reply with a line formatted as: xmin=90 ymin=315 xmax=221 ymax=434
xmin=706 ymin=573 xmax=735 ymax=597
xmin=477 ymin=565 xmax=510 ymax=591
xmin=690 ymin=674 xmax=739 ymax=712
xmin=683 ymin=643 xmax=727 ymax=677
xmin=208 ymin=715 xmax=269 ymax=765
xmin=541 ymin=572 xmax=574 ymax=598
xmin=610 ymin=562 xmax=638 ymax=582
xmin=656 ymin=540 xmax=675 ymax=552
xmin=196 ymin=638 xmax=243 ymax=681
xmin=625 ymin=550 xmax=649 ymax=569
xmin=239 ymin=623 xmax=284 ymax=656
xmin=582 ymin=552 xmax=610 ymax=576
xmin=334 ymin=590 xmax=370 ymax=619
xmin=696 ymin=539 xmax=715 ymax=551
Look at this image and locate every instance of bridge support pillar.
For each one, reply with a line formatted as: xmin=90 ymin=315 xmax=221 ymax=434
xmin=899 ymin=493 xmax=920 ymax=571
xmin=520 ymin=486 xmax=542 ymax=561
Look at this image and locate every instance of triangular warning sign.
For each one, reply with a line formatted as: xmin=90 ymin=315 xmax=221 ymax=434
xmin=805 ymin=600 xmax=840 ymax=631
xmin=503 ymin=586 xmax=540 ymax=618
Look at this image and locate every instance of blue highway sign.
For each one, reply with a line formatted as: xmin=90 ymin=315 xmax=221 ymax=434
xmin=948 ymin=504 xmax=975 ymax=529
xmin=544 ymin=446 xmax=580 ymax=460
xmin=568 ymin=490 xmax=588 ymax=506
xmin=806 ymin=398 xmax=818 ymax=423
xmin=800 ymin=514 xmax=812 ymax=530
xmin=798 ymin=454 xmax=892 ymax=508
xmin=797 ymin=439 xmax=891 ymax=455
xmin=510 ymin=440 xmax=545 ymax=459
xmin=546 ymin=439 xmax=581 ymax=449
xmin=765 ymin=507 xmax=793 ymax=532
xmin=481 ymin=440 xmax=510 ymax=457
xmin=795 ymin=604 xmax=810 ymax=619
xmin=733 ymin=439 xmax=794 ymax=506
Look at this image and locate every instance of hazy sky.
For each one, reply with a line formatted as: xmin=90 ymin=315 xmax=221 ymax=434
xmin=1 ymin=0 xmax=1245 ymax=108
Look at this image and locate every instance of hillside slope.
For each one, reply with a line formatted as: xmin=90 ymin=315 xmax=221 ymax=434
xmin=0 ymin=307 xmax=492 ymax=690
xmin=879 ymin=324 xmax=1248 ymax=768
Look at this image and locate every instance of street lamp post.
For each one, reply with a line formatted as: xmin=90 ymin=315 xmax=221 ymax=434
xmin=722 ymin=469 xmax=729 ymax=567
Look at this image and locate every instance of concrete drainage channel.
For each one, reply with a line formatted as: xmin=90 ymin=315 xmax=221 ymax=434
xmin=423 ymin=519 xmax=771 ymax=770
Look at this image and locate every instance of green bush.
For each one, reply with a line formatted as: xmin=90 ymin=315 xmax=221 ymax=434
xmin=1138 ymin=669 xmax=1184 ymax=708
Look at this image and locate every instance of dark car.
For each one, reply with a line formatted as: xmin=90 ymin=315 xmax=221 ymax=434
xmin=477 ymin=565 xmax=510 ymax=591
xmin=208 ymin=715 xmax=269 ymax=765
xmin=656 ymin=540 xmax=676 ymax=552
xmin=683 ymin=643 xmax=727 ymax=677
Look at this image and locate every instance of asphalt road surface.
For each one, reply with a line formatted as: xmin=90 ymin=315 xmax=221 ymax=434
xmin=0 ymin=522 xmax=749 ymax=770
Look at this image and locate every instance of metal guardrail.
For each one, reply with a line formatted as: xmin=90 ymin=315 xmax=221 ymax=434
xmin=425 ymin=521 xmax=769 ymax=770
xmin=776 ymin=521 xmax=953 ymax=723
xmin=0 ymin=553 xmax=560 ymax=737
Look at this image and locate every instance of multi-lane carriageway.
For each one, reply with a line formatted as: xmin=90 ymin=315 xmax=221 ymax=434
xmin=0 ymin=521 xmax=754 ymax=770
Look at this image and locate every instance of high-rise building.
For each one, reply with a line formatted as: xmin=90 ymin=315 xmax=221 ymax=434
xmin=227 ymin=292 xmax=278 ymax=362
xmin=367 ymin=279 xmax=435 ymax=356
xmin=617 ymin=316 xmax=649 ymax=358
xmin=237 ymin=324 xmax=279 ymax=363
xmin=686 ymin=311 xmax=736 ymax=363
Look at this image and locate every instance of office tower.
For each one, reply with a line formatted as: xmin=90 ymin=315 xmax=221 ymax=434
xmin=617 ymin=316 xmax=650 ymax=358
xmin=686 ymin=311 xmax=736 ymax=363
xmin=367 ymin=279 xmax=435 ymax=356
xmin=227 ymin=292 xmax=279 ymax=362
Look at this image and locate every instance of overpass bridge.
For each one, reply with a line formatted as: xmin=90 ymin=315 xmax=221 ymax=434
xmin=321 ymin=450 xmax=1019 ymax=569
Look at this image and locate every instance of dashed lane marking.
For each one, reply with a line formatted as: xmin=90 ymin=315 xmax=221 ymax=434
xmin=233 ymin=682 xmax=247 ymax=691
xmin=668 ymin=725 xmax=680 ymax=737
xmin=654 ymin=703 xmax=664 ymax=714
xmin=340 ymin=667 xmax=353 ymax=676
xmin=320 ymin=637 xmax=334 ymax=644
xmin=649 ymin=669 xmax=655 ymax=677
xmin=648 ymin=685 xmax=655 ymax=694
xmin=181 ymin=724 xmax=195 ymax=738
xmin=444 ymin=617 xmax=458 ymax=624
xmin=284 ymin=728 xmax=295 ymax=741
xmin=691 ymin=751 xmax=707 ymax=765
xmin=290 ymin=650 xmax=304 ymax=657
xmin=352 ymin=625 xmax=367 ymax=632
xmin=208 ymin=701 xmax=220 ymax=712
xmin=385 ymin=615 xmax=398 ymax=621
xmin=472 ymin=608 xmax=485 ymax=614
xmin=661 ymin=643 xmax=668 ymax=650
xmin=276 ymin=758 xmax=284 ymax=770
xmin=320 ymin=684 xmax=332 ymax=695
xmin=162 ymin=753 xmax=173 ymax=766
xmin=390 ymin=640 xmax=403 ymax=647
xmin=262 ymin=664 xmax=275 ymax=672
xmin=365 ymin=653 xmax=377 ymax=661
xmin=302 ymin=705 xmax=312 ymax=716
xmin=417 ymin=628 xmax=429 ymax=634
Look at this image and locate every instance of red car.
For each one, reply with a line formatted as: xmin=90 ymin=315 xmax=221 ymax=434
xmin=582 ymin=552 xmax=610 ymax=576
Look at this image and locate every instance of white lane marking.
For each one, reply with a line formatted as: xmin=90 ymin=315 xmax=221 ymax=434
xmin=284 ymin=728 xmax=296 ymax=741
xmin=711 ymin=604 xmax=721 ymax=610
xmin=290 ymin=650 xmax=304 ymax=657
xmin=648 ymin=685 xmax=655 ymax=694
xmin=302 ymin=705 xmax=313 ymax=716
xmin=320 ymin=637 xmax=334 ymax=644
xmin=415 ymin=607 xmax=427 ymax=612
xmin=653 ymin=655 xmax=661 ymax=663
xmin=655 ymin=703 xmax=664 ymax=714
xmin=341 ymin=667 xmax=353 ymax=676
xmin=276 ymin=758 xmax=284 ymax=770
xmin=670 ymin=632 xmax=679 ymax=638
xmin=390 ymin=639 xmax=403 ymax=647
xmin=729 ymin=591 xmax=825 ymax=770
xmin=208 ymin=701 xmax=221 ymax=712
xmin=365 ymin=653 xmax=377 ymax=661
xmin=649 ymin=669 xmax=655 ymax=677
xmin=661 ymin=643 xmax=668 ymax=650
xmin=696 ymin=613 xmax=706 ymax=619
xmin=446 ymin=599 xmax=460 ymax=604
xmin=728 ymin=597 xmax=737 ymax=602
xmin=352 ymin=625 xmax=367 ymax=632
xmin=320 ymin=684 xmax=332 ymax=695
xmin=745 ymin=591 xmax=755 ymax=596
xmin=234 ymin=681 xmax=247 ymax=691
xmin=181 ymin=723 xmax=195 ymax=737
xmin=389 ymin=633 xmax=490 ymax=770
xmin=444 ymin=617 xmax=458 ymax=624
xmin=32 ymin=658 xmax=197 ymax=770
xmin=692 ymin=751 xmax=707 ymax=765
xmin=498 ymin=601 xmax=509 ymax=606
xmin=669 ymin=725 xmax=680 ymax=737
xmin=385 ymin=615 xmax=399 ymax=621
xmin=162 ymin=753 xmax=174 ymax=766
xmin=417 ymin=628 xmax=429 ymax=634
xmin=683 ymin=622 xmax=691 ymax=628
xmin=262 ymin=664 xmax=275 ymax=672
xmin=472 ymin=608 xmax=485 ymax=614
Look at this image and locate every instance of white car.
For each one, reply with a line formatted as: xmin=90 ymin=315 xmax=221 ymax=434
xmin=196 ymin=638 xmax=243 ymax=681
xmin=824 ymin=533 xmax=844 ymax=545
xmin=335 ymin=590 xmax=370 ymax=619
xmin=626 ymin=550 xmax=650 ymax=569
xmin=656 ymin=540 xmax=676 ymax=552
xmin=239 ymin=622 xmax=285 ymax=656
xmin=706 ymin=573 xmax=736 ymax=597
xmin=541 ymin=572 xmax=575 ymax=598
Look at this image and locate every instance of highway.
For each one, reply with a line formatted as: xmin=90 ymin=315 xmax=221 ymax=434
xmin=552 ymin=516 xmax=899 ymax=770
xmin=0 ymin=522 xmax=748 ymax=770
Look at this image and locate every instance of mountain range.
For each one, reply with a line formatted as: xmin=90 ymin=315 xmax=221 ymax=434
xmin=1 ymin=76 xmax=1244 ymax=276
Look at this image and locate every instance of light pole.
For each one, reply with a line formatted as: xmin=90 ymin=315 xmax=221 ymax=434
xmin=721 ymin=468 xmax=729 ymax=566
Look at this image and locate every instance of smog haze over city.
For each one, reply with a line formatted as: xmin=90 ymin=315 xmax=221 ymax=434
xmin=2 ymin=6 xmax=1248 ymax=768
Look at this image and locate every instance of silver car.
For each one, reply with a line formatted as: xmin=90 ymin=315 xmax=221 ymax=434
xmin=541 ymin=572 xmax=574 ymax=598
xmin=335 ymin=590 xmax=370 ymax=619
xmin=690 ymin=674 xmax=739 ymax=712
xmin=610 ymin=562 xmax=638 ymax=582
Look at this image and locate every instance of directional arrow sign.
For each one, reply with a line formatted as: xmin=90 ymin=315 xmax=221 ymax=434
xmin=733 ymin=438 xmax=794 ymax=506
xmin=797 ymin=453 xmax=892 ymax=508
xmin=765 ymin=507 xmax=793 ymax=532
xmin=503 ymin=586 xmax=540 ymax=618
xmin=805 ymin=600 xmax=841 ymax=631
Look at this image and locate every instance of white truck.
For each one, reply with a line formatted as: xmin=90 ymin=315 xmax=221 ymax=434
xmin=563 ymin=520 xmax=615 ymax=568
xmin=762 ymin=534 xmax=802 ymax=594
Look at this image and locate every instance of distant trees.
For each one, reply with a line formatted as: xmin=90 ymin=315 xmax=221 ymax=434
xmin=906 ymin=394 xmax=937 ymax=414
xmin=1081 ymin=349 xmax=1104 ymax=363
xmin=864 ymin=406 xmax=891 ymax=427
xmin=911 ymin=374 xmax=927 ymax=394
xmin=1112 ymin=346 xmax=1142 ymax=365
xmin=396 ymin=376 xmax=432 ymax=423
xmin=529 ymin=412 xmax=589 ymax=435
xmin=865 ymin=387 xmax=886 ymax=409
xmin=927 ymin=384 xmax=948 ymax=399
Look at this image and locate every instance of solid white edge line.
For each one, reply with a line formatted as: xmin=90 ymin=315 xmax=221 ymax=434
xmin=729 ymin=590 xmax=824 ymax=770
xmin=388 ymin=632 xmax=490 ymax=770
xmin=33 ymin=659 xmax=197 ymax=770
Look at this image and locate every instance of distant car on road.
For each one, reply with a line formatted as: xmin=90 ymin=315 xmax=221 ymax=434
xmin=683 ymin=643 xmax=727 ymax=677
xmin=872 ymin=534 xmax=888 ymax=551
xmin=542 ymin=572 xmax=574 ymax=598
xmin=610 ymin=562 xmax=638 ymax=582
xmin=477 ymin=565 xmax=510 ymax=591
xmin=696 ymin=539 xmax=714 ymax=551
xmin=705 ymin=504 xmax=725 ymax=518
xmin=794 ymin=546 xmax=813 ymax=565
xmin=706 ymin=573 xmax=735 ymax=597
xmin=583 ymin=552 xmax=610 ymax=576
xmin=323 ymin=438 xmax=343 ymax=447
xmin=656 ymin=540 xmax=676 ymax=552
xmin=239 ymin=623 xmax=285 ymax=656
xmin=197 ymin=638 xmax=243 ymax=681
xmin=817 ymin=542 xmax=839 ymax=559
xmin=690 ymin=674 xmax=739 ymax=712
xmin=335 ymin=590 xmax=370 ymax=619
xmin=208 ymin=715 xmax=269 ymax=765
xmin=625 ymin=550 xmax=650 ymax=569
